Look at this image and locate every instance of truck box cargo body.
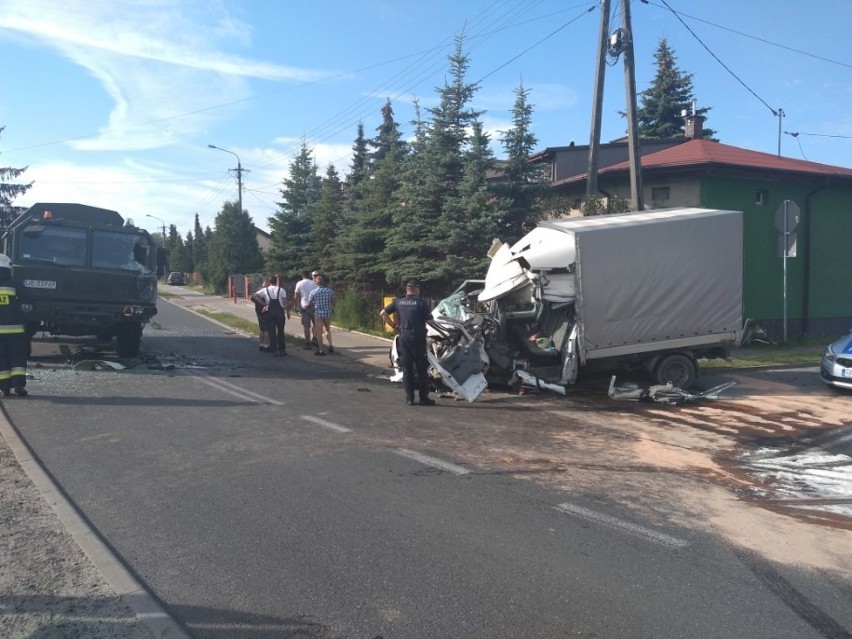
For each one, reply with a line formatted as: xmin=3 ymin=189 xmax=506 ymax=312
xmin=428 ymin=208 xmax=744 ymax=399
xmin=550 ymin=207 xmax=742 ymax=361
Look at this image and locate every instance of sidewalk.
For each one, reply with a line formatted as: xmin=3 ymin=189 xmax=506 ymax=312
xmin=163 ymin=286 xmax=395 ymax=374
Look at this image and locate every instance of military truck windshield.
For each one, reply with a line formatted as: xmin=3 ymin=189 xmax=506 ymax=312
xmin=91 ymin=231 xmax=153 ymax=272
xmin=19 ymin=227 xmax=87 ymax=266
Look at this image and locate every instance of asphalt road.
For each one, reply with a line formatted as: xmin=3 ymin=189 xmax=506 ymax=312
xmin=4 ymin=300 xmax=851 ymax=638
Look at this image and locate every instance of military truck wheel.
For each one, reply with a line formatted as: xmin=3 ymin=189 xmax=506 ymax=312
xmin=653 ymin=353 xmax=697 ymax=388
xmin=116 ymin=323 xmax=143 ymax=357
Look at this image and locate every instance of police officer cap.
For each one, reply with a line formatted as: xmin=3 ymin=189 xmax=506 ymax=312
xmin=405 ymin=278 xmax=422 ymax=288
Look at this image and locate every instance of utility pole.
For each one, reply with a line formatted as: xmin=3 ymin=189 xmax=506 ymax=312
xmin=586 ymin=0 xmax=611 ymax=198
xmin=622 ymin=0 xmax=644 ymax=210
xmin=776 ymin=108 xmax=785 ymax=156
xmin=207 ymin=144 xmax=245 ymax=213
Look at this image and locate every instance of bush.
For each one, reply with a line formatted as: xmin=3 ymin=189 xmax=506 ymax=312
xmin=333 ymin=286 xmax=383 ymax=334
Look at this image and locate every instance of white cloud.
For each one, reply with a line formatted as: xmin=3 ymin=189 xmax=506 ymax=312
xmin=0 ymin=0 xmax=338 ymax=151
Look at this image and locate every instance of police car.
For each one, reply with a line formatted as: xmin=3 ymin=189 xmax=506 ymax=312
xmin=820 ymin=330 xmax=852 ymax=390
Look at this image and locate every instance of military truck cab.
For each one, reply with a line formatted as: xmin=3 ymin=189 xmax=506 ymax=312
xmin=3 ymin=203 xmax=162 ymax=356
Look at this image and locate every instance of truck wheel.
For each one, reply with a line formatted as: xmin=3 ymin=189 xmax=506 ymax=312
xmin=654 ymin=353 xmax=697 ymax=388
xmin=116 ymin=323 xmax=143 ymax=357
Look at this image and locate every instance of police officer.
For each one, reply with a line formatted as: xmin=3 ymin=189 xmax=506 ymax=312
xmin=380 ymin=278 xmax=435 ymax=406
xmin=0 ymin=255 xmax=28 ymax=397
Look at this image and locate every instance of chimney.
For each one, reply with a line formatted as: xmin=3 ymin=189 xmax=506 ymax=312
xmin=682 ymin=105 xmax=705 ymax=140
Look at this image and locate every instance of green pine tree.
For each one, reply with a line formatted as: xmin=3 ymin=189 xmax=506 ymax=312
xmin=497 ymin=82 xmax=548 ymax=242
xmin=338 ymin=99 xmax=407 ymax=290
xmin=637 ymin=39 xmax=715 ymax=140
xmin=309 ymin=164 xmax=345 ymax=276
xmin=191 ymin=213 xmax=208 ymax=271
xmin=386 ymin=37 xmax=486 ymax=292
xmin=0 ymin=126 xmax=33 ymax=227
xmin=346 ymin=122 xmax=369 ymax=205
xmin=267 ymin=141 xmax=321 ymax=275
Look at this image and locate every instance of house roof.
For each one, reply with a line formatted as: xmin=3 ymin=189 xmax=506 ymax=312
xmin=553 ymin=139 xmax=852 ymax=186
xmin=529 ymin=137 xmax=686 ymax=162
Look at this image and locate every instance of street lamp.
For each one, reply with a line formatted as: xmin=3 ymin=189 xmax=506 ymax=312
xmin=207 ymin=144 xmax=243 ymax=213
xmin=146 ymin=214 xmax=167 ymax=245
xmin=146 ymin=213 xmax=167 ymax=277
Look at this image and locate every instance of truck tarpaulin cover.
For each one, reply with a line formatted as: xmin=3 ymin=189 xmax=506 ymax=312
xmin=557 ymin=208 xmax=743 ymax=354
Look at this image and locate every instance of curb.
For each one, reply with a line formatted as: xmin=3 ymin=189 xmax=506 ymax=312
xmin=0 ymin=409 xmax=191 ymax=639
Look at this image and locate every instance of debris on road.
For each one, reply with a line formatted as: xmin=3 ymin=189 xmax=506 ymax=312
xmin=607 ymin=375 xmax=737 ymax=405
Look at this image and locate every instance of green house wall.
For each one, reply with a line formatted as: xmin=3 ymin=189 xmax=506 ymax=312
xmin=700 ymin=176 xmax=852 ymax=335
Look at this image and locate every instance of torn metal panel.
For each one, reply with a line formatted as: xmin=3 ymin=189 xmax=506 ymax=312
xmin=607 ymin=375 xmax=737 ymax=405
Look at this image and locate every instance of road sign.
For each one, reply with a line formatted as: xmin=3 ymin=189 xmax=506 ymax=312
xmin=774 ymin=200 xmax=800 ymax=233
xmin=777 ymin=233 xmax=797 ymax=258
xmin=775 ymin=200 xmax=800 ymax=257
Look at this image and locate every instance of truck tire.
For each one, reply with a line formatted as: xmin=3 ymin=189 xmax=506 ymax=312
xmin=116 ymin=323 xmax=143 ymax=357
xmin=654 ymin=353 xmax=697 ymax=388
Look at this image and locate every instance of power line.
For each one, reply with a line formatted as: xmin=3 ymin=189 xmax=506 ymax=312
xmin=476 ymin=5 xmax=597 ymax=83
xmin=641 ymin=0 xmax=852 ymax=70
xmin=784 ymin=131 xmax=808 ymax=161
xmin=653 ymin=0 xmax=778 ymax=116
xmin=785 ymin=131 xmax=852 ymax=140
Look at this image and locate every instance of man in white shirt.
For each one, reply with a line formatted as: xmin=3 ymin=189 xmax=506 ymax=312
xmin=293 ymin=269 xmax=318 ymax=349
xmin=250 ymin=275 xmax=290 ymax=356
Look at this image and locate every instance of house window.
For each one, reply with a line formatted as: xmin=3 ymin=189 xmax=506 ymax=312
xmin=755 ymin=190 xmax=769 ymax=205
xmin=651 ymin=186 xmax=670 ymax=202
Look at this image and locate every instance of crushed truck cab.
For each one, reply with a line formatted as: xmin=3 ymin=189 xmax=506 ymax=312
xmin=427 ymin=208 xmax=744 ymax=400
xmin=2 ymin=203 xmax=162 ymax=357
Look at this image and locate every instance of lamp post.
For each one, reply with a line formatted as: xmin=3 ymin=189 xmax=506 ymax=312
xmin=146 ymin=213 xmax=167 ymax=277
xmin=146 ymin=214 xmax=167 ymax=245
xmin=207 ymin=144 xmax=243 ymax=213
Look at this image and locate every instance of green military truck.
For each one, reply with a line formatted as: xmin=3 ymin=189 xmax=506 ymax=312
xmin=2 ymin=203 xmax=163 ymax=356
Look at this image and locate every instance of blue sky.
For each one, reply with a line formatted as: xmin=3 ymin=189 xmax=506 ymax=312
xmin=0 ymin=0 xmax=849 ymax=237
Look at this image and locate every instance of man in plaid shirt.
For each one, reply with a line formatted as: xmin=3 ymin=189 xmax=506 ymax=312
xmin=307 ymin=273 xmax=335 ymax=356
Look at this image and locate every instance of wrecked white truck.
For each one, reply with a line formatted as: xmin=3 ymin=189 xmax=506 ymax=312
xmin=423 ymin=207 xmax=744 ymax=401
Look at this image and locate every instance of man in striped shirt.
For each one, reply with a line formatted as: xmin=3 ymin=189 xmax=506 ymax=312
xmin=307 ymin=273 xmax=335 ymax=356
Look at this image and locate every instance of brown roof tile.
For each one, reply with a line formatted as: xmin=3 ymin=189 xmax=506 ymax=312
xmin=603 ymin=139 xmax=852 ymax=177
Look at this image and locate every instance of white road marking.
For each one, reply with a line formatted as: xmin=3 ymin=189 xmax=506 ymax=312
xmin=191 ymin=374 xmax=285 ymax=405
xmin=395 ymin=449 xmax=471 ymax=475
xmin=300 ymin=415 xmax=352 ymax=433
xmin=555 ymin=503 xmax=689 ymax=548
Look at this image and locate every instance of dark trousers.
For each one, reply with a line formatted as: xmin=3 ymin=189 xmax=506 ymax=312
xmin=399 ymin=334 xmax=430 ymax=400
xmin=262 ymin=314 xmax=286 ymax=353
xmin=0 ymin=333 xmax=27 ymax=392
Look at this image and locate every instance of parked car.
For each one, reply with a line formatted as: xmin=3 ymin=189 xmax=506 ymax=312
xmin=820 ymin=330 xmax=852 ymax=390
xmin=166 ymin=271 xmax=185 ymax=286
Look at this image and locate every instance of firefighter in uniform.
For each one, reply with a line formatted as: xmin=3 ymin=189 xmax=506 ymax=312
xmin=0 ymin=254 xmax=28 ymax=397
xmin=380 ymin=278 xmax=436 ymax=406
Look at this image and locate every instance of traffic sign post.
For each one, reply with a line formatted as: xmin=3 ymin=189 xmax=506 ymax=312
xmin=775 ymin=200 xmax=800 ymax=342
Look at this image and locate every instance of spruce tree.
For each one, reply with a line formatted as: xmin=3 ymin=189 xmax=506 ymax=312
xmin=441 ymin=120 xmax=502 ymax=279
xmin=386 ymin=37 xmax=487 ymax=292
xmin=0 ymin=127 xmax=33 ymax=227
xmin=338 ymin=99 xmax=407 ymax=290
xmin=498 ymin=82 xmax=547 ymax=242
xmin=384 ymin=100 xmax=445 ymax=287
xmin=346 ymin=122 xmax=369 ymax=204
xmin=636 ymin=39 xmax=715 ymax=140
xmin=267 ymin=141 xmax=321 ymax=275
xmin=309 ymin=164 xmax=345 ymax=276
